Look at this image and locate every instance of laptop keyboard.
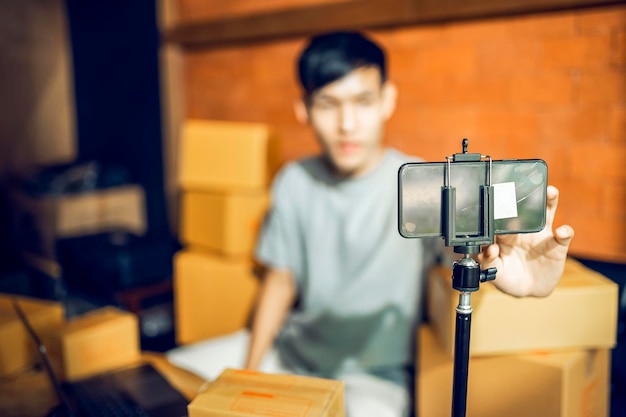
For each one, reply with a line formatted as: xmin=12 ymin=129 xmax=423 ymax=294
xmin=66 ymin=374 xmax=151 ymax=417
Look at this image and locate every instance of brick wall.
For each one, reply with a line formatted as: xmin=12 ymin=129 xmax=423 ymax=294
xmin=181 ymin=5 xmax=626 ymax=262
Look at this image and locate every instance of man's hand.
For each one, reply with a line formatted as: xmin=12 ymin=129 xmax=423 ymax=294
xmin=477 ymin=185 xmax=574 ymax=297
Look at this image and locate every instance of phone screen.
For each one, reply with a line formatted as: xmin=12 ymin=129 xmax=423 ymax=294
xmin=398 ymin=159 xmax=547 ymax=238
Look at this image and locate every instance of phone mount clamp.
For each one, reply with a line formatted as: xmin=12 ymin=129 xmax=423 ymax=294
xmin=442 ymin=138 xmax=497 ymax=417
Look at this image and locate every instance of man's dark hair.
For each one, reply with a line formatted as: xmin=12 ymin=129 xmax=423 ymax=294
xmin=297 ymin=31 xmax=387 ymax=97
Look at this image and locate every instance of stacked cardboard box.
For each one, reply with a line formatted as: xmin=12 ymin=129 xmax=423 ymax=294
xmin=174 ymin=119 xmax=280 ymax=345
xmin=37 ymin=306 xmax=141 ymax=381
xmin=419 ymin=257 xmax=618 ymax=416
xmin=0 ymin=294 xmax=140 ymax=383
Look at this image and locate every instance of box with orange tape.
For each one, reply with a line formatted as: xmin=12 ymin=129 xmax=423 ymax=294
xmin=189 ymin=368 xmax=345 ymax=417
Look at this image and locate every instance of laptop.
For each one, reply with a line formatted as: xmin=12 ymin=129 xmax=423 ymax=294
xmin=12 ymin=298 xmax=190 ymax=417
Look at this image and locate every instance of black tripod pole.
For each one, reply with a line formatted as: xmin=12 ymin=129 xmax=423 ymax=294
xmin=452 ymin=291 xmax=471 ymax=416
xmin=450 ymin=249 xmax=496 ymax=417
xmin=439 ymin=139 xmax=496 ymax=416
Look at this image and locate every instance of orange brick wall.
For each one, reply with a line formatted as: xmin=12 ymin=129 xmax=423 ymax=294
xmin=181 ymin=5 xmax=626 ymax=263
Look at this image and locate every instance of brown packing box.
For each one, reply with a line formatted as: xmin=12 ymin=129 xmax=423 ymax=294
xmin=180 ymin=190 xmax=269 ymax=256
xmin=10 ymin=184 xmax=147 ymax=259
xmin=174 ymin=250 xmax=259 ymax=345
xmin=417 ymin=324 xmax=610 ymax=417
xmin=39 ymin=306 xmax=140 ymax=381
xmin=0 ymin=294 xmax=64 ymax=377
xmin=427 ymin=257 xmax=618 ymax=357
xmin=178 ymin=119 xmax=280 ymax=191
xmin=34 ymin=321 xmax=65 ymax=380
xmin=189 ymin=368 xmax=345 ymax=417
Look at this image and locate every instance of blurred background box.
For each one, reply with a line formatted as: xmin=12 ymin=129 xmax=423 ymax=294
xmin=417 ymin=324 xmax=610 ymax=417
xmin=427 ymin=257 xmax=619 ymax=357
xmin=173 ymin=250 xmax=259 ymax=345
xmin=10 ymin=184 xmax=147 ymax=260
xmin=0 ymin=294 xmax=64 ymax=377
xmin=189 ymin=368 xmax=345 ymax=417
xmin=178 ymin=119 xmax=279 ymax=192
xmin=41 ymin=306 xmax=140 ymax=381
xmin=180 ymin=190 xmax=268 ymax=257
xmin=57 ymin=232 xmax=176 ymax=296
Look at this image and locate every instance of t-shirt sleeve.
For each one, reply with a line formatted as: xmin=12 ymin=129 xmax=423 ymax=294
xmin=254 ymin=165 xmax=304 ymax=283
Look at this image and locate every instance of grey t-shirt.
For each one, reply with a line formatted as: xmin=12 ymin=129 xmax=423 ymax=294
xmin=255 ymin=148 xmax=438 ymax=386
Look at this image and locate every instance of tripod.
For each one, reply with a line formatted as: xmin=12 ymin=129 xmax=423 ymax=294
xmin=448 ymin=246 xmax=496 ymax=417
xmin=442 ymin=139 xmax=497 ymax=417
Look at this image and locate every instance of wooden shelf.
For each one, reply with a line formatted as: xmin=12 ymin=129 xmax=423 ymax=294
xmin=162 ymin=0 xmax=621 ymax=48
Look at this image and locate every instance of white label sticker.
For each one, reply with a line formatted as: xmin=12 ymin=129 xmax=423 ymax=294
xmin=493 ymin=182 xmax=518 ymax=220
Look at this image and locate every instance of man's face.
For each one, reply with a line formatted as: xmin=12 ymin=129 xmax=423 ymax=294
xmin=302 ymin=66 xmax=396 ymax=178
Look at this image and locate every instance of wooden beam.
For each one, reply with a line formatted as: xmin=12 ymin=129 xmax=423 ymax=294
xmin=163 ymin=0 xmax=413 ymax=48
xmin=163 ymin=0 xmax=624 ymax=48
xmin=404 ymin=0 xmax=622 ymax=21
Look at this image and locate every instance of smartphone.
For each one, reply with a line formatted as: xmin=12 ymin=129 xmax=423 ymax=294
xmin=398 ymin=159 xmax=547 ymax=239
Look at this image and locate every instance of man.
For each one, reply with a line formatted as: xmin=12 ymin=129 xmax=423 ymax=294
xmin=245 ymin=31 xmax=573 ymax=417
xmin=170 ymin=31 xmax=574 ymax=417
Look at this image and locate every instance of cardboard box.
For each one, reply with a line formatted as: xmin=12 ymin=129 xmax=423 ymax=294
xmin=40 ymin=306 xmax=141 ymax=381
xmin=189 ymin=368 xmax=345 ymax=417
xmin=0 ymin=294 xmax=64 ymax=377
xmin=174 ymin=250 xmax=259 ymax=345
xmin=427 ymin=257 xmax=618 ymax=357
xmin=180 ymin=190 xmax=268 ymax=256
xmin=417 ymin=325 xmax=610 ymax=417
xmin=10 ymin=184 xmax=147 ymax=259
xmin=33 ymin=321 xmax=66 ymax=379
xmin=178 ymin=119 xmax=280 ymax=191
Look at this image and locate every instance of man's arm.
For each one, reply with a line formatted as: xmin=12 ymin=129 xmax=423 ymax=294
xmin=478 ymin=185 xmax=574 ymax=297
xmin=244 ymin=268 xmax=297 ymax=370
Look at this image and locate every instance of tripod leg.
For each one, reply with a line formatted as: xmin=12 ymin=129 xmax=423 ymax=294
xmin=451 ymin=292 xmax=472 ymax=417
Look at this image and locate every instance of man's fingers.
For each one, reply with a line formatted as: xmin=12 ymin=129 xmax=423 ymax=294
xmin=495 ymin=234 xmax=516 ymax=246
xmin=479 ymin=243 xmax=500 ymax=262
xmin=554 ymin=225 xmax=574 ymax=247
xmin=545 ymin=185 xmax=559 ymax=228
xmin=545 ymin=186 xmax=573 ymax=248
xmin=546 ymin=185 xmax=559 ymax=205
